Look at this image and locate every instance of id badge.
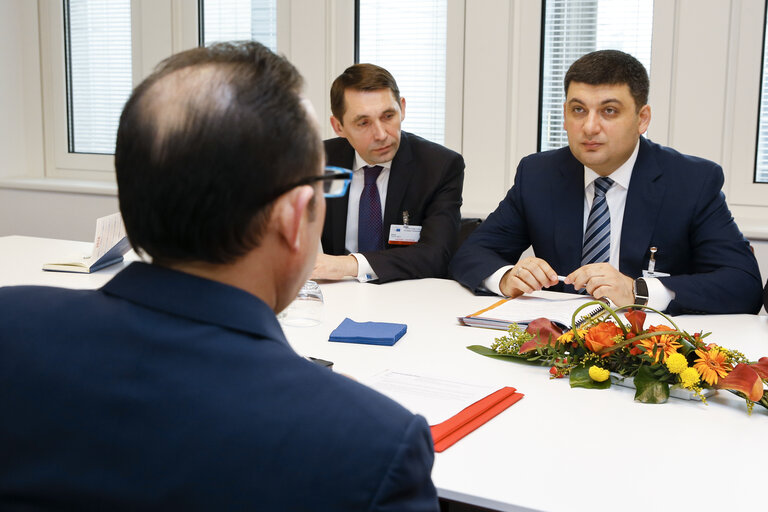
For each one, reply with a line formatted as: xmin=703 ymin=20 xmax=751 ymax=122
xmin=389 ymin=224 xmax=422 ymax=245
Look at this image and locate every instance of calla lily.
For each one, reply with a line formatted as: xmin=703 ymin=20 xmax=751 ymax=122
xmin=749 ymin=357 xmax=768 ymax=380
xmin=717 ymin=363 xmax=765 ymax=402
xmin=520 ymin=318 xmax=563 ymax=354
xmin=624 ymin=309 xmax=646 ymax=334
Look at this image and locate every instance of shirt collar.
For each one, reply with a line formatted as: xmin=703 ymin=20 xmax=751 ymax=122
xmin=583 ymin=138 xmax=640 ymax=191
xmin=353 ymin=151 xmax=392 ymax=173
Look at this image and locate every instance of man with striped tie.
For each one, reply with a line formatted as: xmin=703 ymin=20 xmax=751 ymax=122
xmin=451 ymin=50 xmax=762 ymax=315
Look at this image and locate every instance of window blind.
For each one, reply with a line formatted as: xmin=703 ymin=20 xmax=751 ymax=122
xmin=540 ymin=0 xmax=653 ymax=151
xmin=357 ymin=0 xmax=447 ymax=145
xmin=754 ymin=9 xmax=768 ymax=183
xmin=201 ymin=0 xmax=277 ymax=51
xmin=65 ymin=0 xmax=132 ymax=155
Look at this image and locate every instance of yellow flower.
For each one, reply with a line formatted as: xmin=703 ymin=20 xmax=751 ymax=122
xmin=665 ymin=352 xmax=688 ymax=374
xmin=588 ymin=366 xmax=610 ymax=382
xmin=680 ymin=367 xmax=701 ymax=388
xmin=557 ymin=329 xmax=587 ymax=344
xmin=693 ymin=348 xmax=731 ymax=386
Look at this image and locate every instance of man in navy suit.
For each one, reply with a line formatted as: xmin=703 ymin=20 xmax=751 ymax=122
xmin=451 ymin=50 xmax=762 ymax=315
xmin=312 ymin=64 xmax=464 ymax=283
xmin=0 ymin=42 xmax=438 ymax=511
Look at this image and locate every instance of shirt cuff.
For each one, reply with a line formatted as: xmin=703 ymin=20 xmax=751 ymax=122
xmin=351 ymin=253 xmax=378 ymax=282
xmin=645 ymin=277 xmax=675 ymax=312
xmin=483 ymin=265 xmax=514 ymax=296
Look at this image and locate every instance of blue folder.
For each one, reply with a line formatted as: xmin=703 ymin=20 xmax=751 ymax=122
xmin=328 ymin=318 xmax=407 ymax=346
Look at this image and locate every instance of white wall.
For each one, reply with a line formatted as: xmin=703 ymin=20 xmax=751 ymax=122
xmin=1 ymin=0 xmax=767 ymax=278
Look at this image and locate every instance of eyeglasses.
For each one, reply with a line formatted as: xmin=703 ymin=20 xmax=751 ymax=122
xmin=263 ymin=166 xmax=353 ymax=205
xmin=308 ymin=166 xmax=353 ymax=198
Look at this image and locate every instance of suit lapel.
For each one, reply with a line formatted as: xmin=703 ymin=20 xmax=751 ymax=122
xmin=383 ymin=132 xmax=415 ymax=245
xmin=620 ymin=138 xmax=664 ymax=275
xmin=553 ymin=150 xmax=586 ymax=275
xmin=324 ymin=141 xmax=355 ymax=254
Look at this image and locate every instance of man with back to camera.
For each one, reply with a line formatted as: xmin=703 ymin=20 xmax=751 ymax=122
xmin=451 ymin=49 xmax=762 ymax=315
xmin=0 ymin=42 xmax=439 ymax=511
xmin=311 ymin=63 xmax=465 ymax=283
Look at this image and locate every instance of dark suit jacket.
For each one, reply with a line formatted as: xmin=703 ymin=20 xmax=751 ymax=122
xmin=323 ymin=131 xmax=464 ymax=282
xmin=450 ymin=137 xmax=763 ymax=315
xmin=0 ymin=263 xmax=438 ymax=511
xmin=764 ymin=280 xmax=768 ymax=313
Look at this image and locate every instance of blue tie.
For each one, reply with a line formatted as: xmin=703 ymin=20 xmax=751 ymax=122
xmin=358 ymin=166 xmax=383 ymax=252
xmin=581 ymin=176 xmax=614 ymax=265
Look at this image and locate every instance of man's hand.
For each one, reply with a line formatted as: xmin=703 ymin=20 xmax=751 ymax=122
xmin=499 ymin=257 xmax=560 ymax=298
xmin=565 ymin=263 xmax=634 ymax=306
xmin=311 ymin=254 xmax=358 ymax=280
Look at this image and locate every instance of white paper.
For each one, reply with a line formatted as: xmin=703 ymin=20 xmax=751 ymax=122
xmin=91 ymin=213 xmax=127 ymax=260
xmin=478 ymin=291 xmax=596 ymax=326
xmin=363 ymin=370 xmax=501 ymax=425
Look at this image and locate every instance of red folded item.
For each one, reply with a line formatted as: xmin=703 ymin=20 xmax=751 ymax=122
xmin=430 ymin=386 xmax=523 ymax=452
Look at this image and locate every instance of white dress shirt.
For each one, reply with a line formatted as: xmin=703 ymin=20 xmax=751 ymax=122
xmin=346 ymin=152 xmax=392 ymax=282
xmin=484 ymin=140 xmax=674 ymax=310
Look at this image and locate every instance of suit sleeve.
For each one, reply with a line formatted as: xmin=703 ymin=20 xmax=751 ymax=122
xmin=368 ymin=415 xmax=439 ymax=512
xmin=449 ymin=160 xmax=533 ymax=293
xmin=764 ymin=280 xmax=768 ymax=313
xmin=364 ymin=153 xmax=464 ymax=282
xmin=660 ymin=163 xmax=763 ymax=315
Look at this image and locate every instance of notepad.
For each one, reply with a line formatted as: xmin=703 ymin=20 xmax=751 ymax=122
xmin=363 ymin=371 xmax=523 ymax=451
xmin=42 ymin=213 xmax=131 ymax=274
xmin=328 ymin=318 xmax=407 ymax=346
xmin=458 ymin=291 xmax=602 ymax=331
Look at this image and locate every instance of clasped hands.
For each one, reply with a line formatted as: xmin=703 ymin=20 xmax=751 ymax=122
xmin=500 ymin=257 xmax=634 ymax=306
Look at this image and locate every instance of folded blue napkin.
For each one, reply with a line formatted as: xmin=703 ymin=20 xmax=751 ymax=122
xmin=328 ymin=318 xmax=407 ymax=346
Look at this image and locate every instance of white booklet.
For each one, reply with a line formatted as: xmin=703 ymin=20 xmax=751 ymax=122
xmin=42 ymin=213 xmax=131 ymax=273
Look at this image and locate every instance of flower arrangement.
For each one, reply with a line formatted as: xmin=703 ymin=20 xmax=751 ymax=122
xmin=468 ymin=301 xmax=768 ymax=414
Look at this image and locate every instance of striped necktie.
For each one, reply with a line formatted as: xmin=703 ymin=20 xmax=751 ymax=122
xmin=581 ymin=176 xmax=614 ymax=265
xmin=358 ymin=165 xmax=383 ymax=252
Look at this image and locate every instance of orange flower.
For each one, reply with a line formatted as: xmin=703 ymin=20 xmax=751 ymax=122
xmin=637 ymin=325 xmax=682 ymax=364
xmin=584 ymin=322 xmax=623 ymax=354
xmin=717 ymin=363 xmax=764 ymax=401
xmin=694 ymin=348 xmax=731 ymax=386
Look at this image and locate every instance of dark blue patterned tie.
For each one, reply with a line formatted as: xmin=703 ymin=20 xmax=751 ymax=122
xmin=358 ymin=165 xmax=383 ymax=252
xmin=581 ymin=176 xmax=614 ymax=265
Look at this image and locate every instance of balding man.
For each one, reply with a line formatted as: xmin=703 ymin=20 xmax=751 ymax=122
xmin=0 ymin=42 xmax=438 ymax=511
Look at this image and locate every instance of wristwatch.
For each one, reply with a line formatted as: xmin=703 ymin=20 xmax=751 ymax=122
xmin=633 ymin=277 xmax=649 ymax=306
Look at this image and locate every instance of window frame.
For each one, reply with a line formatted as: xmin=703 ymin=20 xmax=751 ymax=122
xmin=351 ymin=0 xmax=465 ymax=153
xmin=37 ymin=0 xmax=199 ymax=185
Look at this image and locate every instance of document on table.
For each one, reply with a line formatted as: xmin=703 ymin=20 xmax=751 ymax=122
xmin=459 ymin=290 xmax=601 ymax=330
xmin=363 ymin=370 xmax=501 ymax=425
xmin=42 ymin=213 xmax=130 ymax=273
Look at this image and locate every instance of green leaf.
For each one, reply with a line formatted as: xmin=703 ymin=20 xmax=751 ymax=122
xmin=570 ymin=365 xmax=611 ymax=389
xmin=466 ymin=345 xmax=541 ymax=365
xmin=633 ymin=365 xmax=670 ymax=403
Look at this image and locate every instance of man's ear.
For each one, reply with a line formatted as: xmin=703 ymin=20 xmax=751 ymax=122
xmin=399 ymin=97 xmax=406 ymax=121
xmin=637 ymin=104 xmax=651 ymax=135
xmin=330 ymin=115 xmax=345 ymax=138
xmin=273 ymin=185 xmax=315 ymax=251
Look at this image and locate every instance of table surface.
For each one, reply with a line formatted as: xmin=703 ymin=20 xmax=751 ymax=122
xmin=3 ymin=235 xmax=767 ymax=512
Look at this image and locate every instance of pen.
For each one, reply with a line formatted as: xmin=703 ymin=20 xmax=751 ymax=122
xmin=557 ymin=275 xmax=566 ymax=282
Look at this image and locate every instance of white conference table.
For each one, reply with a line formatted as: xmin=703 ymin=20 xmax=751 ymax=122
xmin=2 ymin=235 xmax=768 ymax=512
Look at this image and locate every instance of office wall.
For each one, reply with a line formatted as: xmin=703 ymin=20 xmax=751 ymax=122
xmin=1 ymin=0 xmax=768 ymax=280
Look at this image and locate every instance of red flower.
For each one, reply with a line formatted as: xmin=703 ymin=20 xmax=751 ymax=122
xmin=624 ymin=309 xmax=646 ymax=334
xmin=717 ymin=363 xmax=765 ymax=402
xmin=519 ymin=318 xmax=564 ymax=354
xmin=584 ymin=322 xmax=623 ymax=354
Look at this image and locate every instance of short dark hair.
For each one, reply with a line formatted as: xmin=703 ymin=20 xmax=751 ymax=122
xmin=330 ymin=63 xmax=400 ymax=122
xmin=564 ymin=49 xmax=649 ymax=110
xmin=115 ymin=41 xmax=322 ymax=265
